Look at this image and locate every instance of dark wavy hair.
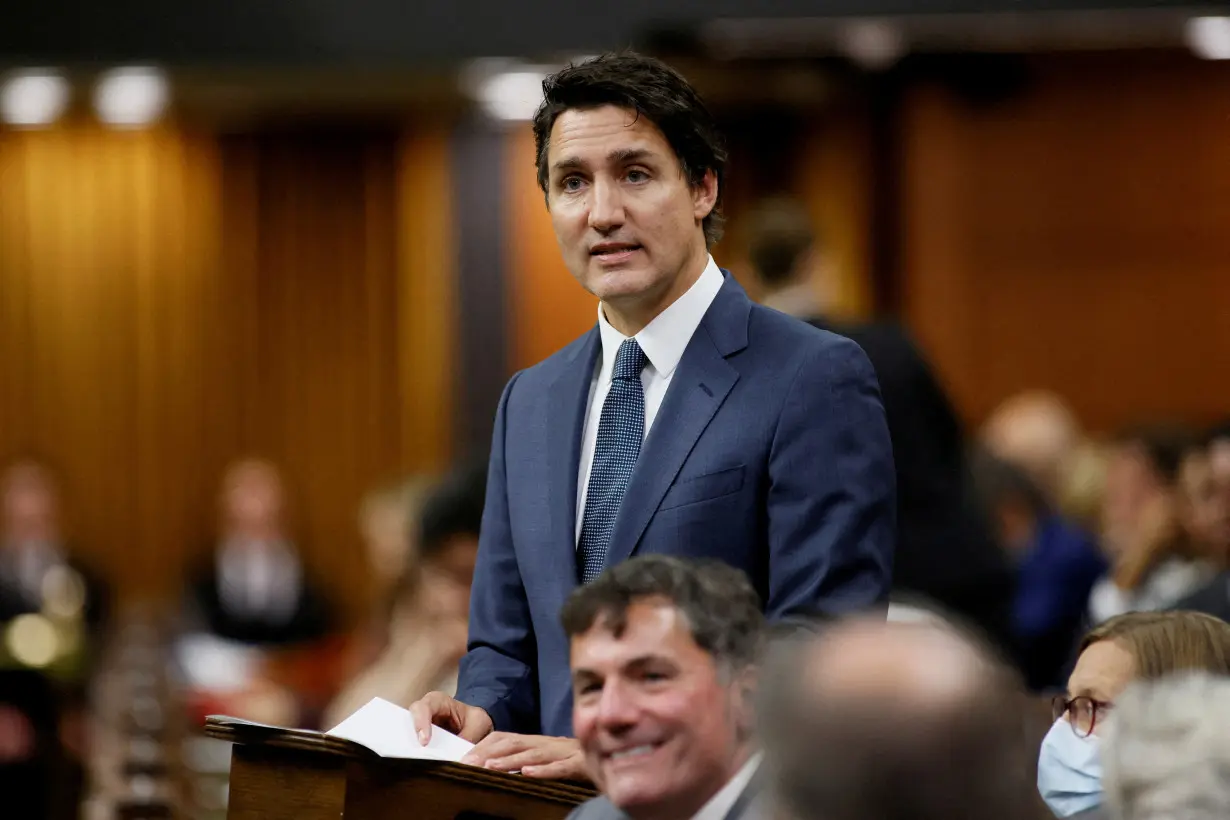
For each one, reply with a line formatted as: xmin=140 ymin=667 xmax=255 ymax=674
xmin=531 ymin=52 xmax=728 ymax=249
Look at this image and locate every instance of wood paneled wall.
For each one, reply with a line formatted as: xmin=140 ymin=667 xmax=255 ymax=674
xmin=0 ymin=121 xmax=455 ymax=616
xmin=901 ymin=51 xmax=1230 ymax=432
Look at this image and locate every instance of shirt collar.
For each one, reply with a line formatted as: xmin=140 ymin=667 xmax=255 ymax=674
xmin=691 ymin=752 xmax=762 ymax=820
xmin=596 ymin=255 xmax=725 ymax=384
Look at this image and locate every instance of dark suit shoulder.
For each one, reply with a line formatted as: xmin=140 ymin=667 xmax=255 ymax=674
xmin=507 ymin=327 xmax=598 ymax=388
xmin=750 ymin=301 xmax=862 ymax=349
xmin=566 ymin=796 xmax=621 ymax=820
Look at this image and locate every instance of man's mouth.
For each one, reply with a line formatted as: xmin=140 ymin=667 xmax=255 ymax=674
xmin=590 ymin=242 xmax=642 ymax=258
xmin=604 ymin=741 xmax=661 ymax=762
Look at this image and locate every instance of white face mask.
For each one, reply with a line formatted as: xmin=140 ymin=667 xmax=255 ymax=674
xmin=1038 ymin=718 xmax=1103 ymax=817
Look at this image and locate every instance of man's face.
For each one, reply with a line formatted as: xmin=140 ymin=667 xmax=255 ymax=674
xmin=1101 ymin=444 xmax=1166 ymax=556
xmin=1178 ymin=451 xmax=1230 ymax=559
xmin=545 ymin=105 xmax=717 ymax=331
xmin=1 ymin=466 xmax=58 ymax=542
xmin=571 ymin=599 xmax=751 ymax=819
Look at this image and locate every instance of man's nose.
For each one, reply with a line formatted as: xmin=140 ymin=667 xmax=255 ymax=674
xmin=588 ymin=177 xmax=625 ymax=233
xmin=596 ymin=679 xmax=639 ymax=729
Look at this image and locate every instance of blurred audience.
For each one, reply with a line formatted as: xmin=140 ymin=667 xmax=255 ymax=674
xmin=358 ymin=475 xmax=435 ymax=608
xmin=972 ymin=449 xmax=1105 ymax=691
xmin=1088 ymin=428 xmax=1214 ymax=623
xmin=1042 ymin=611 xmax=1230 ymax=818
xmin=1103 ymin=673 xmax=1230 ymax=820
xmin=0 ymin=457 xmax=108 ymax=820
xmin=324 ymin=462 xmax=484 ymax=728
xmin=747 ymin=196 xmax=1015 ymax=653
xmin=1169 ymin=422 xmax=1230 ymax=620
xmin=1 ymin=458 xmax=107 ymax=630
xmin=982 ymin=391 xmax=1083 ymax=508
xmin=760 ymin=615 xmax=1037 ymax=820
xmin=183 ymin=458 xmax=334 ymax=647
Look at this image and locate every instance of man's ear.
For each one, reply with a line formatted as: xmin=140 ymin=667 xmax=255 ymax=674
xmin=691 ymin=169 xmax=719 ymax=223
xmin=731 ymin=665 xmax=759 ymax=738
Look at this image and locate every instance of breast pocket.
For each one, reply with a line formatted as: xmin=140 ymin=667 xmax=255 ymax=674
xmin=658 ymin=465 xmax=745 ymax=512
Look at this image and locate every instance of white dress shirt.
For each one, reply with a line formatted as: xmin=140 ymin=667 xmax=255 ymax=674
xmin=575 ymin=256 xmax=726 ymax=543
xmin=217 ymin=540 xmax=303 ymax=623
xmin=691 ymin=753 xmax=762 ymax=820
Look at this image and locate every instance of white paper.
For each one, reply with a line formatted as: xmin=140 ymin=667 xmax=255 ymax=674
xmin=327 ymin=697 xmax=474 ymax=762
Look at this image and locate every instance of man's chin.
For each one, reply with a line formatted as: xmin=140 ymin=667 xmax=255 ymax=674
xmin=606 ymin=779 xmax=675 ymax=816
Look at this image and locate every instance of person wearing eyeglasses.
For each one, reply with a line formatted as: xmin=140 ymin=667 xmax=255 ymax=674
xmin=1039 ymin=610 xmax=1230 ymax=818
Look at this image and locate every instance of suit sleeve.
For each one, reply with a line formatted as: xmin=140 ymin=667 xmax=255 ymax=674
xmin=766 ymin=336 xmax=896 ymax=617
xmin=454 ymin=371 xmax=541 ymax=733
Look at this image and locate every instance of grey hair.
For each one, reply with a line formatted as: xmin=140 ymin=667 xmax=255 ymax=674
xmin=1103 ymin=673 xmax=1230 ymax=820
xmin=560 ymin=555 xmax=765 ymax=675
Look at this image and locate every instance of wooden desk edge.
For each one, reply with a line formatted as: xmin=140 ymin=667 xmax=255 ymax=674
xmin=202 ymin=721 xmax=596 ymax=805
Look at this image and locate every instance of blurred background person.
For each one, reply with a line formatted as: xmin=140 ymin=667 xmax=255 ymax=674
xmin=344 ymin=475 xmax=437 ymax=669
xmin=760 ymin=615 xmax=1039 ymax=820
xmin=358 ymin=475 xmax=435 ymax=611
xmin=1209 ymin=422 xmax=1230 ymax=504
xmin=177 ymin=458 xmax=338 ymax=729
xmin=1042 ymin=611 xmax=1230 ymax=818
xmin=0 ymin=457 xmax=107 ymax=630
xmin=1103 ymin=673 xmax=1230 ymax=820
xmin=972 ymin=449 xmax=1106 ymax=691
xmin=746 ymin=196 xmax=1015 ymax=653
xmin=1089 ymin=428 xmax=1215 ymax=624
xmin=982 ymin=391 xmax=1083 ymax=508
xmin=183 ymin=458 xmax=334 ymax=647
xmin=0 ymin=457 xmax=108 ymax=820
xmin=1169 ymin=424 xmax=1230 ymax=620
xmin=324 ymin=461 xmax=484 ymax=728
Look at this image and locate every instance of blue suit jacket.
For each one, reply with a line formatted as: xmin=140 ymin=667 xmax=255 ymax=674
xmin=456 ymin=273 xmax=895 ymax=736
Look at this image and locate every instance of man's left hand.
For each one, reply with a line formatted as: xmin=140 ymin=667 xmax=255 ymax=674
xmin=461 ymin=732 xmax=589 ymax=781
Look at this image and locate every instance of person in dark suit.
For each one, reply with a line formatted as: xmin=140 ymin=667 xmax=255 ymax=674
xmin=0 ymin=457 xmax=109 ymax=820
xmin=409 ymin=53 xmax=896 ymax=781
xmin=183 ymin=459 xmax=333 ymax=647
xmin=562 ymin=557 xmax=765 ymax=820
xmin=745 ymin=197 xmax=1016 ymax=652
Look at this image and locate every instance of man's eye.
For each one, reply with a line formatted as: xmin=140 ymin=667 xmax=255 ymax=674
xmin=626 ymin=170 xmax=649 ymax=183
xmin=562 ymin=177 xmax=584 ymax=192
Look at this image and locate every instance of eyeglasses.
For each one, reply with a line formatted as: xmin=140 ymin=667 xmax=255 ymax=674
xmin=1051 ymin=695 xmax=1113 ymax=738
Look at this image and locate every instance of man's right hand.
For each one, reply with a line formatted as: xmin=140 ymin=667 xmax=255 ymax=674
xmin=409 ymin=691 xmax=494 ymax=745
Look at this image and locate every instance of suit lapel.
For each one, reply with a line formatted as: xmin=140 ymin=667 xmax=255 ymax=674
xmin=546 ymin=328 xmax=601 ymax=590
xmin=603 ymin=275 xmax=750 ymax=568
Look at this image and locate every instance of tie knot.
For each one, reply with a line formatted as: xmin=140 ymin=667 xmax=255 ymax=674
xmin=613 ymin=338 xmax=648 ymax=382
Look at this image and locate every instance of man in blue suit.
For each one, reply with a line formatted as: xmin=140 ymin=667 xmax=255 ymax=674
xmin=410 ymin=52 xmax=895 ymax=782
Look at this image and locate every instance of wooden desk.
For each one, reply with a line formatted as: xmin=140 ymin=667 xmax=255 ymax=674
xmin=205 ymin=718 xmax=594 ymax=820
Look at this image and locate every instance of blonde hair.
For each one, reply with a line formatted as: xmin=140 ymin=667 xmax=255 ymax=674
xmin=1080 ymin=611 xmax=1230 ymax=680
xmin=358 ymin=475 xmax=436 ymax=536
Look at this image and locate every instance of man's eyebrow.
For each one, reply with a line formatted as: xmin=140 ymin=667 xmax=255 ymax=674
xmin=550 ymin=148 xmax=656 ymax=176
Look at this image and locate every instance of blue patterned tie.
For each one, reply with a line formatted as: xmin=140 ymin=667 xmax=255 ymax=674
xmin=578 ymin=338 xmax=648 ymax=584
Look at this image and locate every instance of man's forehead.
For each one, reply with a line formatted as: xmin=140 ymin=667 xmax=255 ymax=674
xmin=548 ymin=106 xmax=670 ymax=164
xmin=572 ymin=600 xmax=697 ymax=659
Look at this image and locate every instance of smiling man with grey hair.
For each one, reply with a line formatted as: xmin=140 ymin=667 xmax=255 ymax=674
xmin=1103 ymin=673 xmax=1230 ymax=820
xmin=561 ymin=555 xmax=766 ymax=820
